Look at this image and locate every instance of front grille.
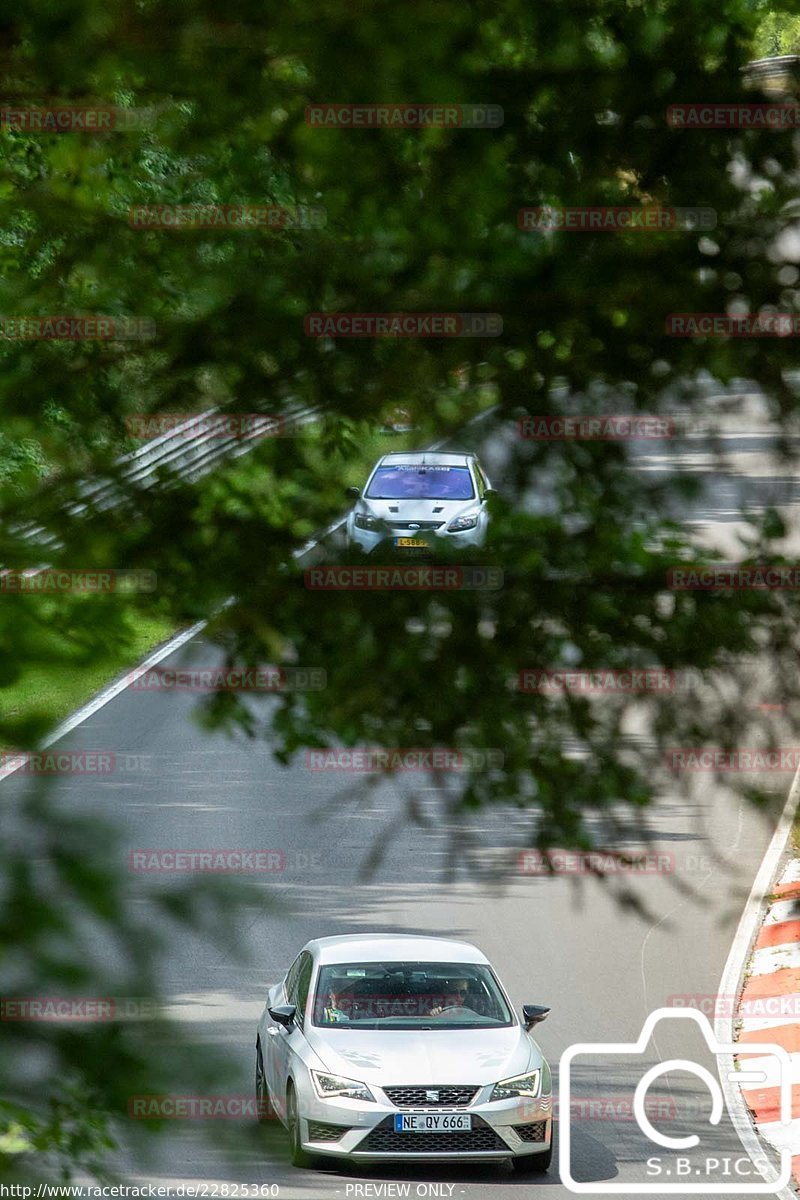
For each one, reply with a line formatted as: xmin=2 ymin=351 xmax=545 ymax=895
xmin=384 ymin=1085 xmax=479 ymax=1108
xmin=513 ymin=1121 xmax=548 ymax=1143
xmin=363 ymin=1115 xmax=506 ymax=1154
xmin=307 ymin=1122 xmax=348 ymax=1142
xmin=386 ymin=521 xmax=445 ymax=531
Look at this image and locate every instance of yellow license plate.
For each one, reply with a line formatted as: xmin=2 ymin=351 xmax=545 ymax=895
xmin=395 ymin=537 xmax=429 ymax=548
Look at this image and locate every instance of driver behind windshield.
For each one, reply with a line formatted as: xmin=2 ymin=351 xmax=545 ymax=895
xmin=429 ymin=978 xmax=471 ymax=1017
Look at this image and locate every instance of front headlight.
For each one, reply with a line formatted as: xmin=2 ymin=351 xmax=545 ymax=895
xmin=311 ymin=1070 xmax=376 ymax=1102
xmin=490 ymin=1069 xmax=542 ymax=1101
xmin=447 ymin=514 xmax=479 ymax=532
xmin=354 ymin=513 xmax=383 ymax=532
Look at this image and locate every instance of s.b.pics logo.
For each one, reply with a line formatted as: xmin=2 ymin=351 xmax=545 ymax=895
xmin=559 ymin=1008 xmax=791 ymax=1193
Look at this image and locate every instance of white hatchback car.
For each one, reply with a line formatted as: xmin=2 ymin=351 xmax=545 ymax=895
xmin=255 ymin=934 xmax=552 ymax=1172
xmin=345 ymin=452 xmax=494 ymax=555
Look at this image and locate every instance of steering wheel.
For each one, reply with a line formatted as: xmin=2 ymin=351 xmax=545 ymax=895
xmin=436 ymin=1004 xmax=475 ymax=1015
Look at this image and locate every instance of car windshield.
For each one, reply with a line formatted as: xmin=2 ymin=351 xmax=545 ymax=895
xmin=365 ymin=465 xmax=475 ymax=501
xmin=311 ymin=961 xmax=514 ymax=1029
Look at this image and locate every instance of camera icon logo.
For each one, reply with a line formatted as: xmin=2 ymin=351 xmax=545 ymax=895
xmin=559 ymin=1007 xmax=792 ymax=1193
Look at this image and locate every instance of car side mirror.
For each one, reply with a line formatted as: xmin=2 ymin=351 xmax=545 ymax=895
xmin=522 ymin=1004 xmax=550 ymax=1030
xmin=345 ymin=486 xmax=360 ymax=499
xmin=483 ymin=488 xmax=497 ymax=498
xmin=268 ymin=1004 xmax=297 ymax=1029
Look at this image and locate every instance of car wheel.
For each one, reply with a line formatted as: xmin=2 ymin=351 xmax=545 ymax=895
xmin=255 ymin=1038 xmax=274 ymax=1124
xmin=286 ymin=1082 xmax=315 ymax=1169
xmin=511 ymin=1143 xmax=553 ymax=1174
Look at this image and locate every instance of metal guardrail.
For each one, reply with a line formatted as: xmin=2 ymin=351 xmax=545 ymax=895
xmin=743 ymin=55 xmax=800 ymax=91
xmin=12 ymin=402 xmax=319 ymax=550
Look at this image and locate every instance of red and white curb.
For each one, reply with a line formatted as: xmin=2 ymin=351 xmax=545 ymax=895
xmin=736 ymin=857 xmax=800 ymax=1186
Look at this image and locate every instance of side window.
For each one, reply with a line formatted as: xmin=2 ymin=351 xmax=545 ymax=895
xmin=284 ymin=954 xmax=302 ymax=1005
xmin=295 ymin=953 xmax=314 ymax=1027
xmin=475 ymin=465 xmax=488 ymax=499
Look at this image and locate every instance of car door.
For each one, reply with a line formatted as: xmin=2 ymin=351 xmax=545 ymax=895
xmin=264 ymin=954 xmax=301 ymax=1111
xmin=266 ymin=951 xmax=313 ymax=1115
xmin=474 ymin=461 xmax=492 ymax=536
xmin=284 ymin=951 xmax=314 ymax=1088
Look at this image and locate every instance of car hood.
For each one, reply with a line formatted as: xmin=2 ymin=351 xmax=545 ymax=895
xmin=305 ymin=1024 xmax=537 ymax=1085
xmin=356 ymin=498 xmax=478 ymax=523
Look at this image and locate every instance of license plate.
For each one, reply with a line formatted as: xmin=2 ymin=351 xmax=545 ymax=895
xmin=394 ymin=1113 xmax=472 ymax=1133
xmin=394 ymin=537 xmax=429 ymax=548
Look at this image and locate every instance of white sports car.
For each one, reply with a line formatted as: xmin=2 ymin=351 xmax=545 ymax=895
xmin=255 ymin=933 xmax=552 ymax=1171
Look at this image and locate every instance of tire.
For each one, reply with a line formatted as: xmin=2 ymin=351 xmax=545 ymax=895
xmin=255 ymin=1038 xmax=274 ymax=1124
xmin=511 ymin=1142 xmax=553 ymax=1174
xmin=286 ymin=1082 xmax=315 ymax=1169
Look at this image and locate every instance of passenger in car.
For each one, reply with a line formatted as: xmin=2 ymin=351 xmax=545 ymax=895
xmin=322 ymin=986 xmax=349 ymax=1023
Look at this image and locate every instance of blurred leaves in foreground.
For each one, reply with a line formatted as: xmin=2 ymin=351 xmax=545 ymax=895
xmin=3 ymin=0 xmax=800 ymax=1180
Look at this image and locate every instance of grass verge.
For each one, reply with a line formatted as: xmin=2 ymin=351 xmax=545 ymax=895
xmin=2 ymin=612 xmax=179 ymax=737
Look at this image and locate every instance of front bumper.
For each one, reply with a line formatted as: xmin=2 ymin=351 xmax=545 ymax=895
xmin=346 ymin=523 xmax=486 ymax=555
xmin=296 ymin=1088 xmax=552 ymax=1161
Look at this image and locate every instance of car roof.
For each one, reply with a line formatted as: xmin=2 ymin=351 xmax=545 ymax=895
xmin=375 ymin=452 xmax=476 ymax=469
xmin=306 ymin=934 xmax=489 ymax=966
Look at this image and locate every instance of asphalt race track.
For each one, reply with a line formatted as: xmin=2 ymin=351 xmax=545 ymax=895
xmin=6 ymin=402 xmax=800 ymax=1199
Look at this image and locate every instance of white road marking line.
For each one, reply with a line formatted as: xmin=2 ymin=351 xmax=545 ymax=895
xmin=0 ymin=620 xmax=208 ymax=784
